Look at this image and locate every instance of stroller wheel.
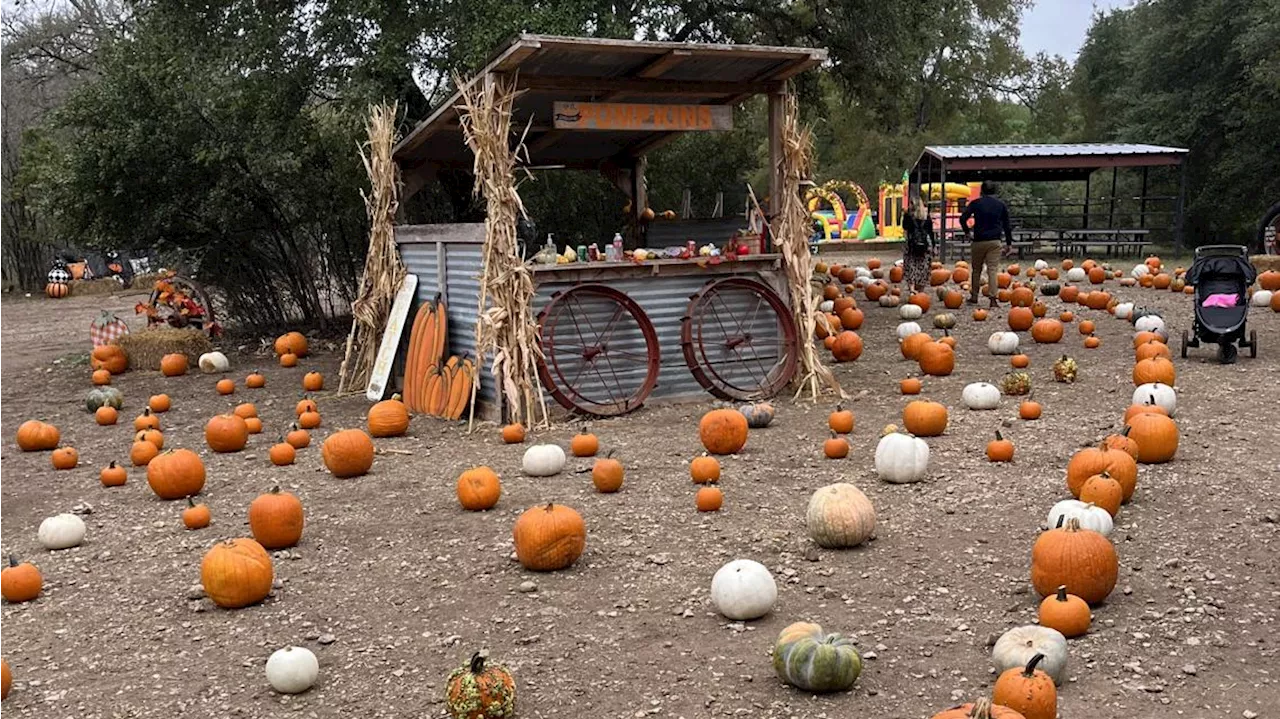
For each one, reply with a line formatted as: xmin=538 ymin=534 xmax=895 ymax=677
xmin=1180 ymin=329 xmax=1190 ymax=359
xmin=1219 ymin=342 xmax=1237 ymax=364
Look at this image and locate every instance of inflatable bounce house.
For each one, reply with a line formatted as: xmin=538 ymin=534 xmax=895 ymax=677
xmin=878 ymin=180 xmax=980 ymax=238
xmin=807 ymin=180 xmax=877 ymax=241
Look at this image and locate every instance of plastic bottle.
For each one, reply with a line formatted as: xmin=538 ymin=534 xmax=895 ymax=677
xmin=612 ymin=233 xmax=624 ymax=262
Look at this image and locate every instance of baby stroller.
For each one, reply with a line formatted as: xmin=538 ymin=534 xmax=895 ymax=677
xmin=1181 ymin=245 xmax=1257 ymax=363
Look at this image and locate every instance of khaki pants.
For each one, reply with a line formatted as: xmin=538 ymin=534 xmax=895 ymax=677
xmin=970 ymin=240 xmax=1002 ymax=300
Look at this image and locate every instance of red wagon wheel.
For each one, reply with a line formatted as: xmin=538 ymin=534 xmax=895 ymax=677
xmin=681 ymin=277 xmax=798 ymax=401
xmin=537 ymin=284 xmax=661 ymax=416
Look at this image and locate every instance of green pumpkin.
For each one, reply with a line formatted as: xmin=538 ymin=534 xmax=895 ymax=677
xmin=86 ymin=386 xmax=124 ymax=413
xmin=932 ymin=313 xmax=956 ymax=330
xmin=773 ymin=621 xmax=862 ymax=693
xmin=1040 ymin=283 xmax=1060 ymax=296
xmin=738 ymin=402 xmax=775 ymax=429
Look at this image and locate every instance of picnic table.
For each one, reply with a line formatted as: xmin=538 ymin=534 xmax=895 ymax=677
xmin=940 ymin=231 xmax=1035 ymax=261
xmin=1054 ymin=229 xmax=1151 ymax=257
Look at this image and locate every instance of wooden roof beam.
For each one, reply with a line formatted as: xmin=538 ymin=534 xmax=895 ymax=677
xmin=517 ymin=74 xmax=767 ymax=96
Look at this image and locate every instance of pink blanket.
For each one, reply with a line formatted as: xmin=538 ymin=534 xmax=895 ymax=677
xmin=1202 ymin=293 xmax=1239 ymax=308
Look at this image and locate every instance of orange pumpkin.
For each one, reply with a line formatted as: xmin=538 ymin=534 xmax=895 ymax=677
xmin=837 ymin=307 xmax=864 ymax=331
xmin=249 ymin=487 xmax=305 ymax=548
xmin=303 ymin=372 xmax=324 ymax=391
xmin=1067 ymin=443 xmax=1137 ymax=501
xmin=130 ymin=440 xmax=160 ymax=467
xmin=695 ymin=483 xmax=724 ymax=512
xmin=943 ymin=290 xmax=964 ymax=309
xmin=216 ymin=378 xmax=235 ymax=395
xmin=16 ymin=420 xmax=60 ymax=451
xmin=92 ymin=369 xmax=112 ymax=385
xmin=95 ymin=406 xmax=118 ymax=426
xmin=1135 ymin=340 xmax=1171 ymax=361
xmin=900 ymin=378 xmax=922 ymax=395
xmin=274 ymin=331 xmax=309 ymax=358
xmin=1059 ymin=285 xmax=1079 ymax=303
xmin=1087 ymin=266 xmax=1106 ymax=284
xmin=160 ymin=353 xmax=189 ymax=376
xmin=1132 ymin=330 xmax=1164 ymax=348
xmin=1010 ymin=354 xmax=1030 ymax=369
xmin=993 ymin=654 xmax=1058 ymax=719
xmin=1031 ymin=517 xmax=1118 ymax=605
xmin=146 ymin=449 xmax=206 ymax=500
xmin=295 ymin=398 xmax=318 ymax=416
xmin=1019 ymin=400 xmax=1042 ymax=420
xmin=90 ymin=344 xmax=128 ymax=374
xmin=269 ymin=440 xmax=296 ymax=466
xmin=279 ymin=352 xmax=298 ymax=368
xmin=233 ymin=402 xmax=258 ymax=419
xmin=501 ymin=423 xmax=526 ymax=444
xmin=903 ymin=400 xmax=948 ymax=437
xmin=368 ymin=396 xmax=410 ymax=437
xmin=1 ymin=556 xmax=43 ymax=603
xmin=51 ymin=446 xmax=78 ymax=469
xmin=986 ymin=431 xmax=1014 ymax=462
xmin=100 ymin=461 xmax=128 ymax=487
xmin=246 ymin=371 xmax=266 ymax=389
xmin=136 ymin=427 xmax=164 ymax=449
xmin=690 ymin=454 xmax=721 ymax=484
xmin=285 ymin=423 xmax=311 ymax=448
xmin=699 ymin=409 xmax=748 ymax=455
xmin=457 ymin=466 xmax=502 ymax=510
xmin=512 ymin=503 xmax=586 ymax=571
xmin=1080 ymin=472 xmax=1124 ymax=516
xmin=930 ymin=698 xmax=1026 ymax=719
xmin=1009 ymin=287 xmax=1034 ymax=307
xmin=205 ymin=414 xmax=249 ymax=453
xmin=182 ymin=498 xmax=212 ymax=530
xmin=298 ymin=410 xmax=322 ymax=429
xmin=322 ymin=429 xmax=375 ymax=478
xmin=918 ymin=340 xmax=954 ymax=376
xmin=1030 ymin=319 xmax=1063 ymax=344
xmin=951 ymin=267 xmax=971 ymax=284
xmin=149 ymin=394 xmax=172 ymax=413
xmin=1132 ymin=357 xmax=1175 ymax=386
xmin=908 ymin=292 xmax=932 ymax=312
xmin=830 ymin=331 xmax=863 ymax=362
xmin=201 ymin=538 xmax=274 ymax=609
xmin=823 ymin=432 xmax=850 ymax=459
xmin=1084 ymin=334 xmax=1101 ymax=349
xmin=1058 ymin=311 xmax=1073 ymax=323
xmin=901 ymin=332 xmax=933 ymax=361
xmin=929 ymin=268 xmax=952 ymax=286
xmin=1126 ymin=412 xmax=1178 ymax=463
xmin=972 ymin=308 xmax=989 ymax=321
xmin=1007 ymin=307 xmax=1034 ymax=332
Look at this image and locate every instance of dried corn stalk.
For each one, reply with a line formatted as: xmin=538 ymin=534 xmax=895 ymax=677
xmin=773 ymin=91 xmax=842 ymax=400
xmin=456 ymin=73 xmax=547 ymax=428
xmin=339 ymin=102 xmax=407 ymax=393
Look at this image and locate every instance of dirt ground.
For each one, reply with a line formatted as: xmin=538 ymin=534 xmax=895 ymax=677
xmin=2 ymin=254 xmax=1278 ymax=719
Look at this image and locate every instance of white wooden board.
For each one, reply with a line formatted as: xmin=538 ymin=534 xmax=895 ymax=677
xmin=366 ymin=273 xmax=419 ymax=402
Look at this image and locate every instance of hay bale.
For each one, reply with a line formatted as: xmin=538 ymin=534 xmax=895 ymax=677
xmin=130 ymin=273 xmax=164 ymax=290
xmin=69 ymin=278 xmax=127 ymax=296
xmin=117 ymin=328 xmax=214 ymax=370
xmin=1250 ymin=255 xmax=1280 ymax=273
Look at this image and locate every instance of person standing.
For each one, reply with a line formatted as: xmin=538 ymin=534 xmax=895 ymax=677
xmin=960 ymin=181 xmax=1014 ymax=306
xmin=901 ymin=195 xmax=935 ymax=293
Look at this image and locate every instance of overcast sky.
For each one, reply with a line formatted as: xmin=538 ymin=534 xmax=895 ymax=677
xmin=1019 ymin=0 xmax=1135 ymax=59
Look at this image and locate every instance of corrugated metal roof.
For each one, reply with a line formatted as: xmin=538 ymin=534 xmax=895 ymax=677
xmin=924 ymin=143 xmax=1188 ymax=159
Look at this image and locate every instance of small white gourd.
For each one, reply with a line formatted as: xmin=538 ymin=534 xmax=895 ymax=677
xmin=898 ymin=303 xmax=923 ymax=320
xmin=987 ymin=331 xmax=1020 ymax=355
xmin=198 ymin=351 xmax=230 ymax=374
xmin=1251 ymin=290 xmax=1273 ymax=307
xmin=521 ymin=444 xmax=566 ymax=477
xmin=1134 ymin=314 xmax=1165 ymax=335
xmin=1114 ymin=302 xmax=1134 ymax=320
xmin=1133 ymin=382 xmax=1177 ymax=416
xmin=1066 ymin=267 xmax=1087 ymax=283
xmin=962 ymin=382 xmax=1001 ymax=410
xmin=710 ymin=559 xmax=777 ymax=620
xmin=265 ymin=646 xmax=319 ymax=694
xmin=38 ymin=513 xmax=86 ymax=550
xmin=896 ymin=322 xmax=922 ymax=341
xmin=818 ymin=300 xmax=834 ymax=313
xmin=1131 ymin=263 xmax=1150 ymax=279
xmin=1034 ymin=259 xmax=1049 ymax=271
xmin=993 ymin=625 xmax=1068 ymax=685
xmin=1047 ymin=499 xmax=1113 ymax=537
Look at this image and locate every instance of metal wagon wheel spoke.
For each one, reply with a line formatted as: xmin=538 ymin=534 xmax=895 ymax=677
xmin=681 ymin=277 xmax=798 ymax=401
xmin=537 ymin=284 xmax=660 ymax=416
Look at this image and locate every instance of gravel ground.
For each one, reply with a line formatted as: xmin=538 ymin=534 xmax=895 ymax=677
xmin=2 ymin=256 xmax=1278 ymax=719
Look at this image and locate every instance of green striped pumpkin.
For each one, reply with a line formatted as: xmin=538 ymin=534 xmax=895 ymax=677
xmin=772 ymin=622 xmax=862 ymax=693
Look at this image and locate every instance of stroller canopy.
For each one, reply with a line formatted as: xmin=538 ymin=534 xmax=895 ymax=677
xmin=1186 ymin=254 xmax=1256 ymax=287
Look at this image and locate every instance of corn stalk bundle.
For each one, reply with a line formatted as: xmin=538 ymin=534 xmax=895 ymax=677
xmin=456 ymin=73 xmax=547 ymax=428
xmin=773 ymin=91 xmax=842 ymax=400
xmin=339 ymin=102 xmax=406 ymax=393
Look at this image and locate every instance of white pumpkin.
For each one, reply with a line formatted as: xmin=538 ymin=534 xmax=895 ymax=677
xmin=1114 ymin=302 xmax=1134 ymax=320
xmin=878 ymin=294 xmax=901 ymax=308
xmin=874 ymin=432 xmax=930 ymax=484
xmin=521 ymin=444 xmax=566 ymax=476
xmin=1066 ymin=267 xmax=1087 ymax=283
xmin=1034 ymin=259 xmax=1049 ymax=271
xmin=265 ymin=646 xmax=319 ymax=694
xmin=710 ymin=559 xmax=777 ymax=621
xmin=961 ymin=382 xmax=1001 ymax=410
xmin=198 ymin=351 xmax=230 ymax=374
xmin=898 ymin=303 xmax=923 ymax=320
xmin=1047 ymin=499 xmax=1113 ymax=537
xmin=987 ymin=331 xmax=1020 ymax=355
xmin=855 ymin=267 xmax=872 ymax=279
xmin=1251 ymin=290 xmax=1273 ymax=307
xmin=1134 ymin=314 xmax=1165 ymax=335
xmin=37 ymin=513 xmax=86 ymax=550
xmin=818 ymin=300 xmax=835 ymax=313
xmin=993 ymin=625 xmax=1068 ymax=685
xmin=855 ymin=276 xmax=871 ymax=287
xmin=1131 ymin=263 xmax=1150 ymax=279
xmin=897 ymin=322 xmax=923 ymax=341
xmin=1133 ymin=382 xmax=1177 ymax=416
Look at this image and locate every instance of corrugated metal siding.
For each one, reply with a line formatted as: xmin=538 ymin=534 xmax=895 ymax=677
xmin=926 ymin=143 xmax=1188 ymax=159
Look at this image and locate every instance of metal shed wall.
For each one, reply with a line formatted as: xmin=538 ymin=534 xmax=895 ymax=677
xmin=396 ymin=223 xmax=789 ymax=419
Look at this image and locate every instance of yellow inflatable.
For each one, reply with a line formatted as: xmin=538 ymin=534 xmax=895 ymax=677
xmin=919 ymin=182 xmax=972 ymax=201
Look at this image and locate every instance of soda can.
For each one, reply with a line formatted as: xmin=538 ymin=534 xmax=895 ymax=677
xmin=576 ymin=245 xmax=587 ymax=262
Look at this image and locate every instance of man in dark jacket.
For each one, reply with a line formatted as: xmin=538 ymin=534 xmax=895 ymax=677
xmin=960 ymin=181 xmax=1014 ymax=306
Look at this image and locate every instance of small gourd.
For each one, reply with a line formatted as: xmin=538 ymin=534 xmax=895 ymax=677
xmin=521 ymin=444 xmax=566 ymax=477
xmin=266 ymin=646 xmax=319 ymax=694
xmin=37 ymin=513 xmax=86 ymax=550
xmin=710 ymin=559 xmax=776 ymax=620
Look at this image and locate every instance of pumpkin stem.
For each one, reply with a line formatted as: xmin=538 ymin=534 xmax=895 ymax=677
xmin=270 ymin=485 xmax=281 ymax=494
xmin=108 ymin=461 xmax=118 ymax=469
xmin=186 ymin=497 xmax=196 ymax=508
xmin=544 ymin=502 xmax=555 ymax=511
xmin=1023 ymin=652 xmax=1046 ymax=677
xmin=1056 ymin=585 xmax=1068 ymax=602
xmin=994 ymin=430 xmax=1004 ymax=442
xmin=1064 ymin=517 xmax=1081 ymax=531
xmin=468 ymin=651 xmax=487 ymax=674
xmin=8 ymin=555 xmax=17 ymax=568
xmin=1055 ymin=514 xmax=1065 ymax=529
xmin=968 ymin=697 xmax=993 ymax=719
xmin=1148 ymin=393 xmax=1157 ymax=406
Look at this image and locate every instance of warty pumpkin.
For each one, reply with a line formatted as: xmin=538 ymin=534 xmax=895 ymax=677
xmin=249 ymin=486 xmax=305 ymax=548
xmin=1 ymin=556 xmax=43 ymax=603
xmin=930 ymin=698 xmax=1027 ymax=719
xmin=200 ymin=538 xmax=273 ymax=609
xmin=16 ymin=420 xmax=60 ymax=451
xmin=457 ymin=467 xmax=502 ymax=510
xmin=1030 ymin=518 xmax=1118 ymax=605
xmin=512 ymin=503 xmax=586 ymax=571
xmin=992 ymin=654 xmax=1057 ymax=719
xmin=1038 ymin=585 xmax=1091 ymax=638
xmin=146 ymin=449 xmax=206 ymax=500
xmin=322 ymin=429 xmax=375 ymax=478
xmin=446 ymin=652 xmax=516 ymax=719
xmin=772 ymin=621 xmax=862 ymax=693
xmin=699 ymin=409 xmax=748 ymax=455
xmin=206 ymin=413 xmax=249 ymax=453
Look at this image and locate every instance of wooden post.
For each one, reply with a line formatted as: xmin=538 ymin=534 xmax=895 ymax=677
xmin=1082 ymin=174 xmax=1091 ymax=229
xmin=1174 ymin=159 xmax=1187 ymax=252
xmin=767 ymin=88 xmax=784 ymax=215
xmin=633 ymin=155 xmax=648 ymax=223
xmin=1138 ymin=166 xmax=1149 ymax=229
xmin=938 ymin=159 xmax=948 ymax=263
xmin=1108 ymin=166 xmax=1118 ymax=229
